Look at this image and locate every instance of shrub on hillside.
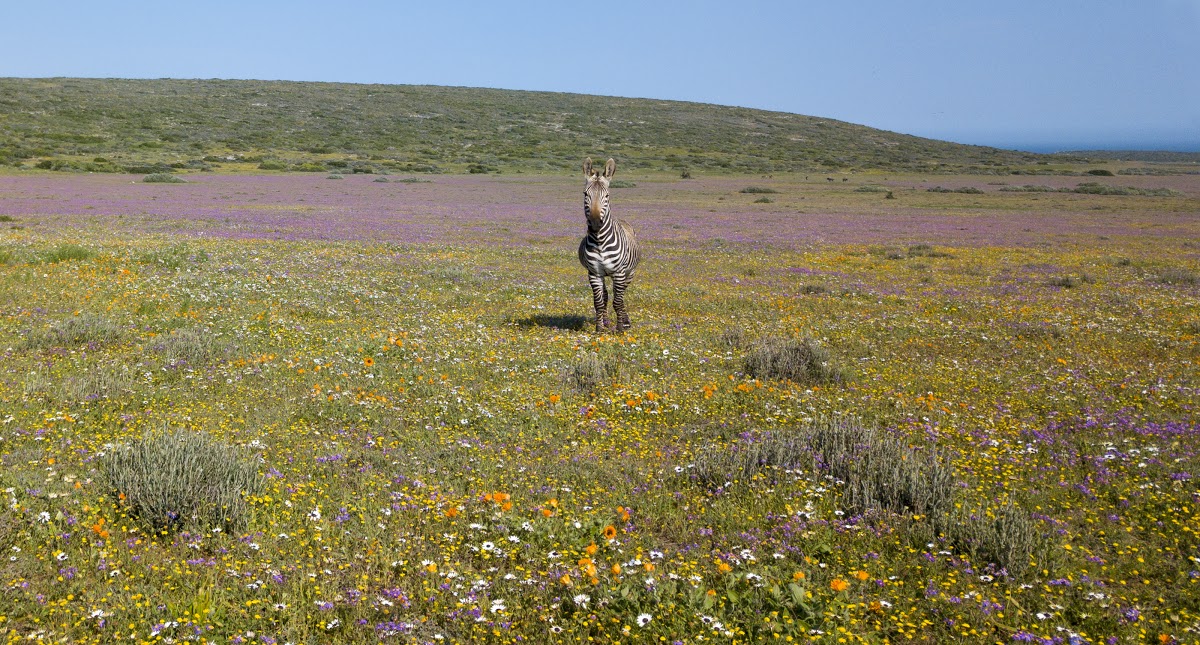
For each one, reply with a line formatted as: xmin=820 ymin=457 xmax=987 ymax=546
xmin=22 ymin=313 xmax=123 ymax=349
xmin=143 ymin=173 xmax=186 ymax=183
xmin=743 ymin=336 xmax=849 ymax=384
xmin=808 ymin=418 xmax=955 ymax=519
xmin=560 ymin=352 xmax=618 ymax=393
xmin=100 ymin=429 xmax=264 ymax=532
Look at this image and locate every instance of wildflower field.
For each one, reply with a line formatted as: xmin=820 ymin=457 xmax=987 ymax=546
xmin=0 ymin=170 xmax=1198 ymax=644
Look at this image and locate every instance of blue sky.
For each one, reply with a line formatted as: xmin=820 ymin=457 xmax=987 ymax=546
xmin=3 ymin=1 xmax=1198 ymax=152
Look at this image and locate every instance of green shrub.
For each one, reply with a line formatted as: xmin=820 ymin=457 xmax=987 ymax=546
xmin=560 ymin=352 xmax=618 ymax=393
xmin=807 ymin=418 xmax=955 ymax=519
xmin=718 ymin=326 xmax=747 ymax=349
xmin=999 ymin=185 xmax=1056 ymax=193
xmin=944 ymin=502 xmax=1041 ymax=578
xmin=1086 ymin=168 xmax=1114 ymax=176
xmin=151 ymin=328 xmax=228 ymax=368
xmin=744 ymin=336 xmax=849 ymax=384
xmin=927 ymin=186 xmax=983 ymax=194
xmin=100 ymin=429 xmax=264 ymax=532
xmin=42 ymin=243 xmax=94 ymax=263
xmin=691 ymin=430 xmax=808 ymax=489
xmin=1155 ymin=266 xmax=1198 ymax=285
xmin=753 ymin=196 xmax=773 ymax=203
xmin=257 ymin=160 xmax=288 ymax=170
xmin=22 ymin=313 xmax=123 ymax=349
xmin=740 ymin=186 xmax=779 ymax=194
xmin=143 ymin=173 xmax=186 ymax=183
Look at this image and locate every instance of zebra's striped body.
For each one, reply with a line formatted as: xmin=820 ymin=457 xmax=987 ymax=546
xmin=579 ymin=157 xmax=642 ymax=332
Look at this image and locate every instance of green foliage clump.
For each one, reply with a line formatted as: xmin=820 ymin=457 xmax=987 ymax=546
xmin=1156 ymin=266 xmax=1198 ymax=285
xmin=22 ymin=313 xmax=123 ymax=349
xmin=718 ymin=326 xmax=747 ymax=349
xmin=151 ymin=328 xmax=229 ymax=368
xmin=691 ymin=430 xmax=808 ymax=489
xmin=945 ymin=503 xmax=1042 ymax=578
xmin=927 ymin=186 xmax=983 ymax=194
xmin=560 ymin=352 xmax=619 ymax=393
xmin=743 ymin=336 xmax=849 ymax=384
xmin=100 ymin=429 xmax=264 ymax=532
xmin=143 ymin=173 xmax=186 ymax=183
xmin=807 ymin=418 xmax=955 ymax=519
xmin=40 ymin=244 xmax=94 ymax=263
xmin=740 ymin=186 xmax=779 ymax=194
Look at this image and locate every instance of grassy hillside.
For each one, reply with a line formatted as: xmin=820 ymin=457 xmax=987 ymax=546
xmin=0 ymin=77 xmax=1049 ymax=175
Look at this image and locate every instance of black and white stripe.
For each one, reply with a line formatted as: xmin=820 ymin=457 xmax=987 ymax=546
xmin=578 ymin=157 xmax=642 ymax=332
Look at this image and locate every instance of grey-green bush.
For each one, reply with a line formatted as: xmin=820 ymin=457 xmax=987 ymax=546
xmin=808 ymin=418 xmax=955 ymax=519
xmin=691 ymin=430 xmax=808 ymax=489
xmin=22 ymin=313 xmax=123 ymax=349
xmin=560 ymin=352 xmax=616 ymax=393
xmin=143 ymin=173 xmax=187 ymax=183
xmin=743 ymin=336 xmax=849 ymax=384
xmin=943 ymin=502 xmax=1041 ymax=578
xmin=100 ymin=429 xmax=264 ymax=532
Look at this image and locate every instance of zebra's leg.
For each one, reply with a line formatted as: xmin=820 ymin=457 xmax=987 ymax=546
xmin=588 ymin=273 xmax=610 ymax=332
xmin=612 ymin=272 xmax=632 ymax=331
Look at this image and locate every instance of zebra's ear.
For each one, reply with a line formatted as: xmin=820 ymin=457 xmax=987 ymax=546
xmin=604 ymin=158 xmax=616 ymax=179
xmin=583 ymin=158 xmax=594 ymax=177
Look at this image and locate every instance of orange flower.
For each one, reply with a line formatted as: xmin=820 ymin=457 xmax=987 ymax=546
xmin=559 ymin=573 xmax=572 ymax=586
xmin=602 ymin=525 xmax=617 ymax=540
xmin=541 ymin=508 xmax=554 ymax=517
xmin=549 ymin=394 xmax=561 ymax=404
xmin=855 ymin=570 xmax=870 ymax=581
xmin=425 ymin=563 xmax=437 ymax=573
xmin=869 ymin=600 xmax=883 ymax=613
xmin=585 ymin=543 xmax=598 ymax=556
xmin=500 ymin=501 xmax=513 ymax=512
xmin=363 ymin=356 xmax=375 ymax=367
xmin=611 ymin=564 xmax=621 ymax=575
xmin=643 ymin=562 xmax=655 ymax=572
xmin=792 ymin=571 xmax=806 ymax=581
xmin=716 ymin=561 xmax=732 ymax=574
xmin=830 ymin=578 xmax=849 ymax=592
xmin=444 ymin=507 xmax=458 ymax=518
xmin=617 ymin=506 xmax=630 ymax=521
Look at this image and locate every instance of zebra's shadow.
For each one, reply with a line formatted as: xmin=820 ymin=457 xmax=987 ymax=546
xmin=513 ymin=313 xmax=590 ymax=331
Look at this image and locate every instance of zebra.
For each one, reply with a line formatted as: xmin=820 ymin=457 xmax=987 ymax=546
xmin=578 ymin=157 xmax=642 ymax=332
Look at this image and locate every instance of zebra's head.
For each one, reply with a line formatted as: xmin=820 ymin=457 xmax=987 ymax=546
xmin=583 ymin=157 xmax=616 ymax=228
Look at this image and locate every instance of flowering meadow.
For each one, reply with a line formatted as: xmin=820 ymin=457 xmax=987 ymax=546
xmin=0 ymin=171 xmax=1198 ymax=644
